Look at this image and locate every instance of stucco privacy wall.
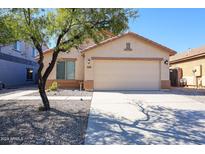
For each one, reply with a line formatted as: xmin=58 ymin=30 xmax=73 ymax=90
xmin=170 ymin=57 xmax=205 ymax=87
xmin=43 ymin=49 xmax=84 ymax=81
xmin=84 ymin=34 xmax=170 ymax=83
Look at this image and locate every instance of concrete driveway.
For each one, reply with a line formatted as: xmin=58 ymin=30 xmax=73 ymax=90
xmin=85 ymin=91 xmax=205 ymax=144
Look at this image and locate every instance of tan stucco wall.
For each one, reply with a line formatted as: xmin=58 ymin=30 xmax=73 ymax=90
xmin=170 ymin=57 xmax=205 ymax=87
xmin=84 ymin=34 xmax=170 ymax=81
xmin=43 ymin=49 xmax=84 ymax=80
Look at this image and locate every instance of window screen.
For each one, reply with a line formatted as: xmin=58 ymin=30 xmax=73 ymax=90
xmin=56 ymin=61 xmax=65 ymax=79
xmin=56 ymin=61 xmax=75 ymax=80
xmin=66 ymin=61 xmax=75 ymax=80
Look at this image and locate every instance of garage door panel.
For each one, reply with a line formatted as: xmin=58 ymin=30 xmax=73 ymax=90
xmin=94 ymin=60 xmax=160 ymax=90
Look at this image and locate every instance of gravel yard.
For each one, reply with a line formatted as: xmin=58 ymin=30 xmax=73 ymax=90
xmin=0 ymin=99 xmax=91 ymax=145
xmin=26 ymin=89 xmax=93 ymax=97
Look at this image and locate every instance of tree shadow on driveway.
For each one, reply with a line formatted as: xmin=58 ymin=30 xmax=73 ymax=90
xmin=85 ymin=103 xmax=205 ymax=144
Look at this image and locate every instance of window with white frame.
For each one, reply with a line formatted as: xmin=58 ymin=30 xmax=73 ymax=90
xmin=13 ymin=41 xmax=21 ymax=51
xmin=56 ymin=60 xmax=75 ymax=80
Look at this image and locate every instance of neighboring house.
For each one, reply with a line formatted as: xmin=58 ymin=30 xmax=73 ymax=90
xmin=170 ymin=45 xmax=205 ymax=88
xmin=42 ymin=32 xmax=176 ymax=91
xmin=0 ymin=41 xmax=40 ymax=88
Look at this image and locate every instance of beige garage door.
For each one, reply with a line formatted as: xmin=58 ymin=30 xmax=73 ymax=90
xmin=94 ymin=60 xmax=160 ymax=90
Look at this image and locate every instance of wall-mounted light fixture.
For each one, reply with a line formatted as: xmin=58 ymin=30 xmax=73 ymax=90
xmin=164 ymin=59 xmax=169 ymax=65
xmin=87 ymin=58 xmax=91 ymax=64
xmin=29 ymin=69 xmax=33 ymax=73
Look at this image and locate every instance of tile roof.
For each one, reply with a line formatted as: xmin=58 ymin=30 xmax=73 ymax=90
xmin=35 ymin=40 xmax=95 ymax=59
xmin=35 ymin=31 xmax=114 ymax=58
xmin=170 ymin=45 xmax=205 ymax=63
xmin=36 ymin=31 xmax=176 ymax=59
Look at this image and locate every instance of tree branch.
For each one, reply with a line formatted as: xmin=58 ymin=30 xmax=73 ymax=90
xmin=42 ymin=49 xmax=59 ymax=81
xmin=56 ymin=9 xmax=76 ymax=47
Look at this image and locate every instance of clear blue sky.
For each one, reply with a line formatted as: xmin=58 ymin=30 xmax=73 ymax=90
xmin=129 ymin=8 xmax=205 ymax=53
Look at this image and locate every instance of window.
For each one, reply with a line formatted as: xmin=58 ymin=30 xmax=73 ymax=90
xmin=56 ymin=61 xmax=65 ymax=79
xmin=13 ymin=41 xmax=21 ymax=51
xmin=32 ymin=47 xmax=36 ymax=57
xmin=56 ymin=61 xmax=75 ymax=80
xmin=27 ymin=68 xmax=33 ymax=80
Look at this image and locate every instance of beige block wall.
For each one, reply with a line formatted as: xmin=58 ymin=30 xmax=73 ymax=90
xmin=170 ymin=57 xmax=205 ymax=87
xmin=43 ymin=49 xmax=84 ymax=80
xmin=84 ymin=34 xmax=170 ymax=81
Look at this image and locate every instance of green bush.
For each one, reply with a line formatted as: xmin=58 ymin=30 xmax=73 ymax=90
xmin=48 ymin=81 xmax=58 ymax=91
xmin=38 ymin=106 xmax=46 ymax=111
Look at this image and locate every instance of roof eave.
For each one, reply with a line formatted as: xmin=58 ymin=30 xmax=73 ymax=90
xmin=170 ymin=52 xmax=205 ymax=64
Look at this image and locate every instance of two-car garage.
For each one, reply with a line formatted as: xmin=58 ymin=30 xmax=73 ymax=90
xmin=93 ymin=59 xmax=161 ymax=90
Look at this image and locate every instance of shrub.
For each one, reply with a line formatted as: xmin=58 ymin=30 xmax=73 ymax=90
xmin=38 ymin=106 xmax=46 ymax=111
xmin=48 ymin=81 xmax=58 ymax=91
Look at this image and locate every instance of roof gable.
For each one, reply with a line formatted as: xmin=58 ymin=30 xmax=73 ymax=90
xmin=81 ymin=32 xmax=176 ymax=56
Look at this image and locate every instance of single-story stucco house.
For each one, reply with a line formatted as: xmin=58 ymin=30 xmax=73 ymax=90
xmin=170 ymin=45 xmax=205 ymax=88
xmin=41 ymin=32 xmax=176 ymax=91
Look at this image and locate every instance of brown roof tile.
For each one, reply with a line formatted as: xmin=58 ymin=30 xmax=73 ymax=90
xmin=170 ymin=45 xmax=205 ymax=63
xmin=36 ymin=32 xmax=176 ymax=59
xmin=35 ymin=40 xmax=95 ymax=59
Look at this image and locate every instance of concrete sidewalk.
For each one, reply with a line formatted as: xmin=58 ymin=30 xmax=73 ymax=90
xmin=0 ymin=90 xmax=37 ymax=100
xmin=0 ymin=90 xmax=92 ymax=101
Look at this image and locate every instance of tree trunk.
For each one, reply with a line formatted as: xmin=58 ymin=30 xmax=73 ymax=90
xmin=37 ymin=51 xmax=50 ymax=111
xmin=37 ymin=50 xmax=59 ymax=111
xmin=36 ymin=46 xmax=51 ymax=111
xmin=30 ymin=37 xmax=59 ymax=111
xmin=38 ymin=78 xmax=50 ymax=111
